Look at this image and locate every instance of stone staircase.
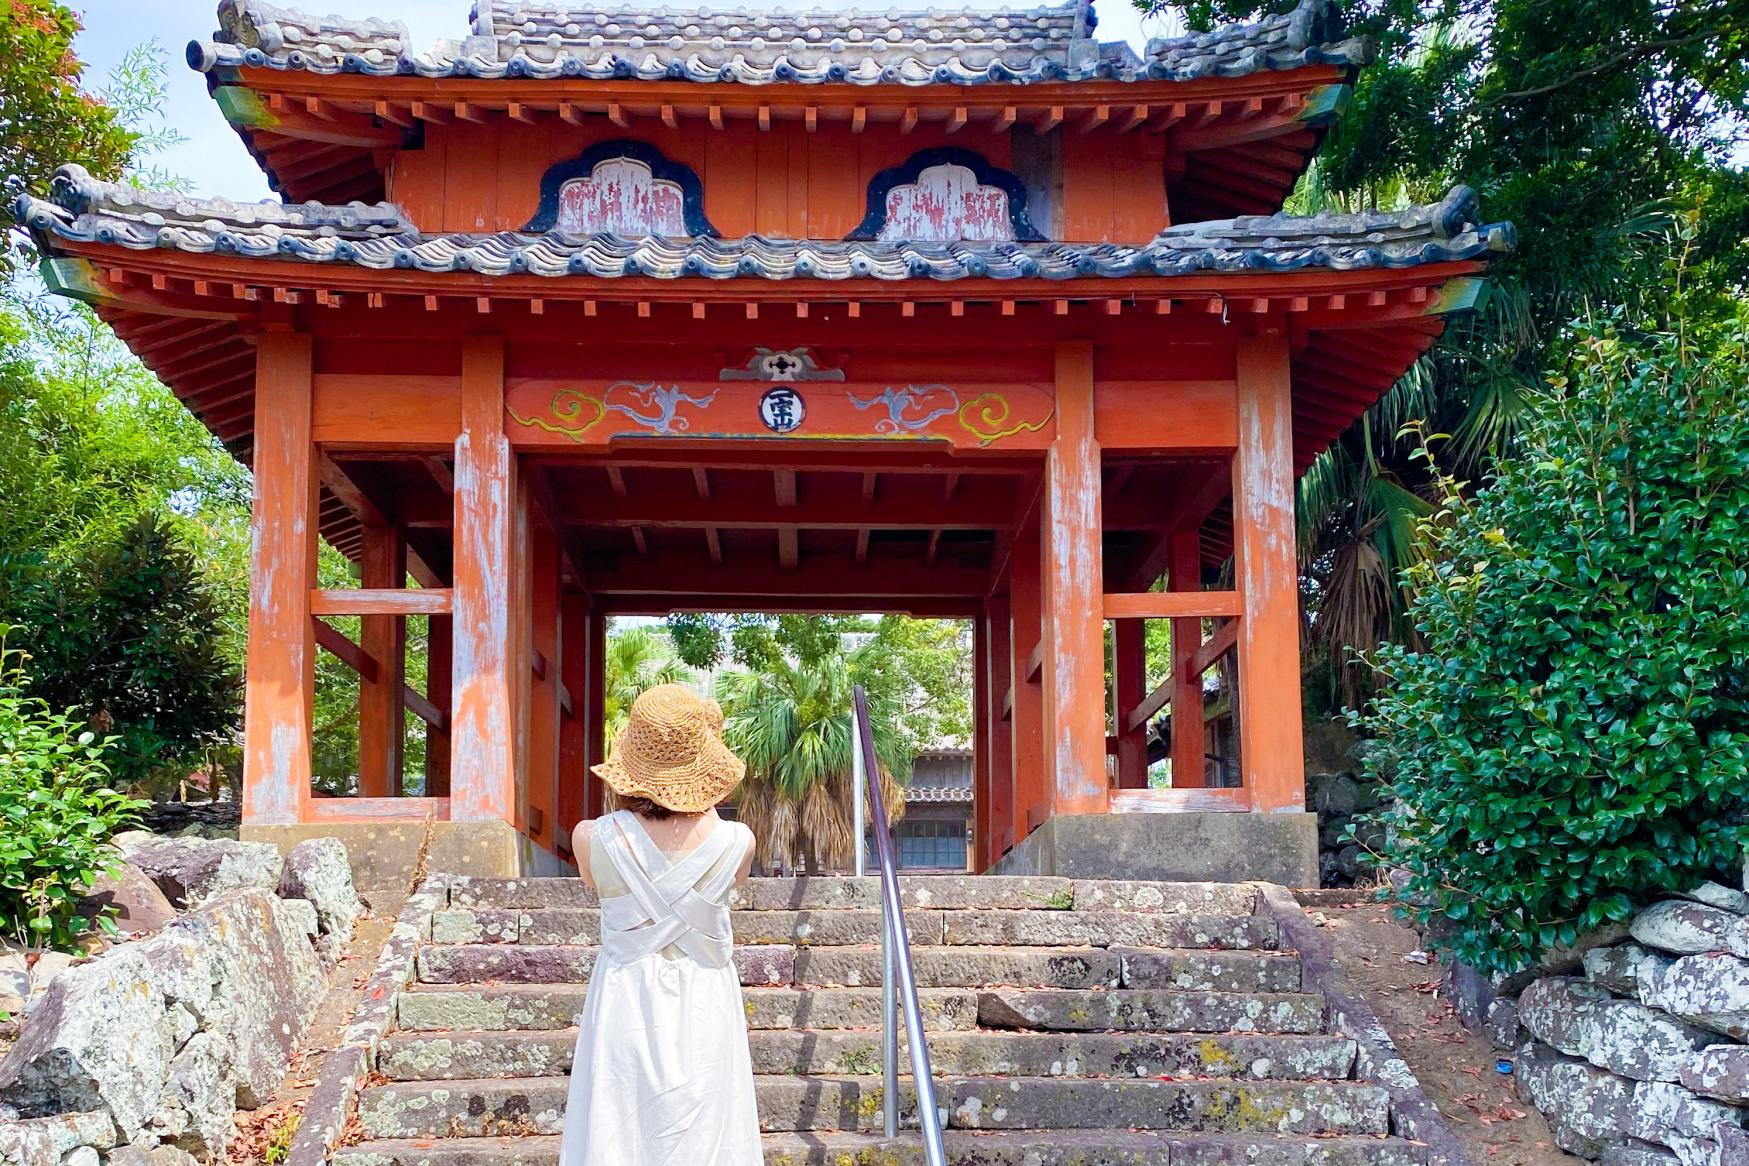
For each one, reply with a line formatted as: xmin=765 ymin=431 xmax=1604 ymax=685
xmin=331 ymin=876 xmax=1435 ymax=1165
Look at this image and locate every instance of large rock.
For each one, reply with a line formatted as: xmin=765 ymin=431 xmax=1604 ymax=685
xmin=0 ymin=948 xmax=177 ymax=1140
xmin=1643 ymin=954 xmax=1749 ymax=1039
xmin=1601 ymin=1142 xmax=1680 ymax=1166
xmin=111 ymin=833 xmax=283 ymax=909
xmin=106 ymin=1149 xmax=202 ymax=1166
xmin=74 ymin=861 xmax=177 ymax=937
xmin=1682 ymin=882 xmax=1749 ymax=917
xmin=1520 ymin=978 xmax=1711 ymax=1082
xmin=1586 ymin=943 xmax=1673 ymax=999
xmin=277 ymin=837 xmax=365 ymax=963
xmin=0 ymin=1110 xmax=115 ymax=1164
xmin=149 ymin=889 xmax=326 ymax=1107
xmin=1631 ymin=901 xmax=1741 ymax=957
xmin=1514 ymin=1039 xmax=1637 ymax=1141
xmin=154 ymin=1032 xmax=232 ymax=1158
xmin=1518 ymin=978 xmax=1614 ymax=1055
xmin=1680 ymin=1044 xmax=1749 ymax=1104
xmin=1628 ymin=1080 xmax=1746 ymax=1145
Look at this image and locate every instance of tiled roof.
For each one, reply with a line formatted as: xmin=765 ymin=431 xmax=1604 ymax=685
xmin=17 ymin=166 xmax=1513 ymax=283
xmin=187 ymin=0 xmax=1370 ymax=87
xmin=905 ymin=785 xmax=974 ymax=804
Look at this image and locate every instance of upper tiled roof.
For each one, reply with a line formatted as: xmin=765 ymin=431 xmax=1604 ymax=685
xmin=18 ymin=165 xmax=1512 ymax=282
xmin=187 ymin=0 xmax=1370 ymax=87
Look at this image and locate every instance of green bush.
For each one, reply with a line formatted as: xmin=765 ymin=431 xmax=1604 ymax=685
xmin=0 ymin=637 xmax=142 ymax=949
xmin=1356 ymin=316 xmax=1749 ymax=975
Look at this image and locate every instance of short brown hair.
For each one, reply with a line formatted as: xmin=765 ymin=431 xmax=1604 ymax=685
xmin=619 ymin=795 xmax=678 ymax=819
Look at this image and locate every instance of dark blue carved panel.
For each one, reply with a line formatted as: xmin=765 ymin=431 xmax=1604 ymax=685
xmin=847 ymin=147 xmax=1045 ymax=242
xmin=523 ymin=140 xmax=719 ymax=238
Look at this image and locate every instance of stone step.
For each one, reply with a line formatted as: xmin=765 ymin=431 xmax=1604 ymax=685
xmin=356 ymin=1075 xmax=1391 ymax=1137
xmin=396 ymin=984 xmax=982 ymax=1032
xmin=414 ymin=942 xmax=1297 ymax=989
xmin=426 ymin=907 xmax=1276 ymax=950
xmin=447 ymin=875 xmax=1258 ymax=916
xmin=334 ymin=1130 xmax=1424 ymax=1166
xmin=414 ymin=943 xmax=795 ymax=986
xmin=374 ymin=1028 xmax=1358 ymax=1081
xmin=977 ymin=988 xmax=1325 ymax=1034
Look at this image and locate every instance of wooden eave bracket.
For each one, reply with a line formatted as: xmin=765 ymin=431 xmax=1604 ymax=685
xmin=216 ymin=85 xmax=407 ymax=150
xmin=1172 ymin=83 xmax=1349 ymax=152
xmin=41 ymin=257 xmax=252 ymax=322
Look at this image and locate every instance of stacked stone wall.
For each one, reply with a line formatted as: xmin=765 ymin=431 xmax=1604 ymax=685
xmin=0 ymin=836 xmax=364 ymax=1165
xmin=1488 ymin=883 xmax=1749 ymax=1165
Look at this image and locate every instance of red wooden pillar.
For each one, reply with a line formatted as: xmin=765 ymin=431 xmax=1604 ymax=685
xmin=1169 ymin=530 xmax=1207 ymax=787
xmin=357 ymin=521 xmax=406 ymax=797
xmin=450 ymin=336 xmax=518 ymax=822
xmin=583 ymin=607 xmax=609 ymax=819
xmin=984 ymin=594 xmax=1014 ymax=861
xmin=1043 ymin=341 xmax=1109 ymax=816
xmin=971 ymin=612 xmax=989 ymax=872
xmin=1112 ymin=618 xmax=1148 ymax=788
xmin=1008 ymin=529 xmax=1045 ymax=841
xmin=425 ymin=614 xmax=452 ymax=797
xmin=525 ymin=516 xmax=561 ymax=848
xmin=1234 ymin=331 xmax=1305 ymax=812
xmin=242 ymin=333 xmax=316 ymax=825
xmin=557 ymin=592 xmax=589 ymax=844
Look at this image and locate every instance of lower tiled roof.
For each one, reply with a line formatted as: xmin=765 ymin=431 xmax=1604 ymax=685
xmin=18 ymin=165 xmax=1511 ymax=283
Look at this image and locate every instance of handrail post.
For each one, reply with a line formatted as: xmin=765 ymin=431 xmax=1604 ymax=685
xmin=853 ymin=686 xmax=947 ymax=1166
xmin=853 ymin=719 xmax=867 ymax=878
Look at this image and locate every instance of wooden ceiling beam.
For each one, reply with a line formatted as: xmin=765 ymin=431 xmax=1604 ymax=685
xmin=585 ymin=550 xmax=989 ymax=598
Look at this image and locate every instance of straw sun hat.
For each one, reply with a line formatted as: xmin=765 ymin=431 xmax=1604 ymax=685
xmin=592 ymin=684 xmax=747 ymax=813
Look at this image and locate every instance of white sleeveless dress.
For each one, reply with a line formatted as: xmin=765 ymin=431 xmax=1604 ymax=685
xmin=558 ymin=811 xmax=762 ymax=1166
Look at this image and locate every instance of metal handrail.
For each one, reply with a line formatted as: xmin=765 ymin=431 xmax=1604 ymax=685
xmin=851 ymin=685 xmax=948 ymax=1165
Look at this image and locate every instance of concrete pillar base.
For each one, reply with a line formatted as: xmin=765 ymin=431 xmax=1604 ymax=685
xmin=986 ymin=811 xmax=1318 ymax=886
xmin=241 ymin=818 xmax=569 ymax=898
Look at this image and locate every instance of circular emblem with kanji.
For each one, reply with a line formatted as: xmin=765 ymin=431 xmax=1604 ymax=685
xmin=758 ymin=386 xmax=806 ymax=433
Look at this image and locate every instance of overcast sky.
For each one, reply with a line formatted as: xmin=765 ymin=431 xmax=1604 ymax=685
xmin=70 ymin=0 xmax=1185 ymax=201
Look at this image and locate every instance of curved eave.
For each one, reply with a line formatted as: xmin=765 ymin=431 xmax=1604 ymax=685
xmin=204 ymin=61 xmax=1355 ymax=212
xmin=40 ymin=236 xmax=1486 ymax=558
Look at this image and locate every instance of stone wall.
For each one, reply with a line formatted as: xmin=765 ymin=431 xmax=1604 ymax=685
xmin=0 ymin=835 xmax=364 ymax=1165
xmin=1487 ymin=883 xmax=1749 ymax=1165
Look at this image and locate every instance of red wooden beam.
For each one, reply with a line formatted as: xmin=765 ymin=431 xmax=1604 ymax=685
xmin=310 ymin=588 xmax=453 ymax=616
xmin=1103 ymin=590 xmax=1242 ymax=620
xmin=312 ymin=618 xmax=379 ymax=682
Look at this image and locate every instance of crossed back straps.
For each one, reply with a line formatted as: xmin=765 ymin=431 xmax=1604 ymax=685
xmin=594 ymin=810 xmax=746 ymax=968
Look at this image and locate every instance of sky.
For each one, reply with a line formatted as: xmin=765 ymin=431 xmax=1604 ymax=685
xmin=70 ymin=0 xmax=1186 ymax=201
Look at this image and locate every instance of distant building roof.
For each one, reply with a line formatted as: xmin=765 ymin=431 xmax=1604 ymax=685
xmin=19 ymin=166 xmax=1511 ymax=284
xmin=188 ymin=0 xmax=1373 ymax=88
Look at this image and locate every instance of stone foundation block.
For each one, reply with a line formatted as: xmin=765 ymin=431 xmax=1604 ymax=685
xmin=1681 ymin=1044 xmax=1749 ymax=1104
xmin=987 ymin=812 xmax=1318 ymax=886
xmin=1631 ymin=902 xmax=1741 ymax=957
xmin=1585 ymin=943 xmax=1672 ymax=1000
xmin=1643 ymin=954 xmax=1749 ymax=1039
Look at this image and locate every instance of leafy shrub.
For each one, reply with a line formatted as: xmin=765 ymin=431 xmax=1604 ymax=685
xmin=1356 ymin=316 xmax=1749 ymax=975
xmin=0 ymin=637 xmax=143 ymax=949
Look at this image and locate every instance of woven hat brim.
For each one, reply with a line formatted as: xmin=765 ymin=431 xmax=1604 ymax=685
xmin=590 ymin=729 xmax=746 ymax=813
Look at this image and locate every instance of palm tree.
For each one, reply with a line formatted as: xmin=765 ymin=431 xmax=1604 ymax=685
xmin=603 ymin=625 xmax=691 ymax=738
xmin=715 ymin=644 xmax=907 ymax=874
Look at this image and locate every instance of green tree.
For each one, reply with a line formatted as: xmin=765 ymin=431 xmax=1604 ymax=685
xmin=605 ymin=625 xmax=692 ymax=738
xmin=0 ymin=0 xmax=132 ymax=234
xmin=715 ymin=641 xmax=909 ymax=873
xmin=668 ymin=612 xmax=973 ymax=758
xmin=1354 ymin=311 xmax=1749 ymax=975
xmin=1147 ymin=0 xmax=1749 ymax=701
xmin=12 ymin=513 xmax=241 ymax=795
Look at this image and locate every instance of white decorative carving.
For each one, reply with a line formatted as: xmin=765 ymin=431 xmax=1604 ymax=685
xmin=877 ymin=163 xmax=1013 ymax=243
xmin=556 ymin=158 xmax=686 ymax=237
